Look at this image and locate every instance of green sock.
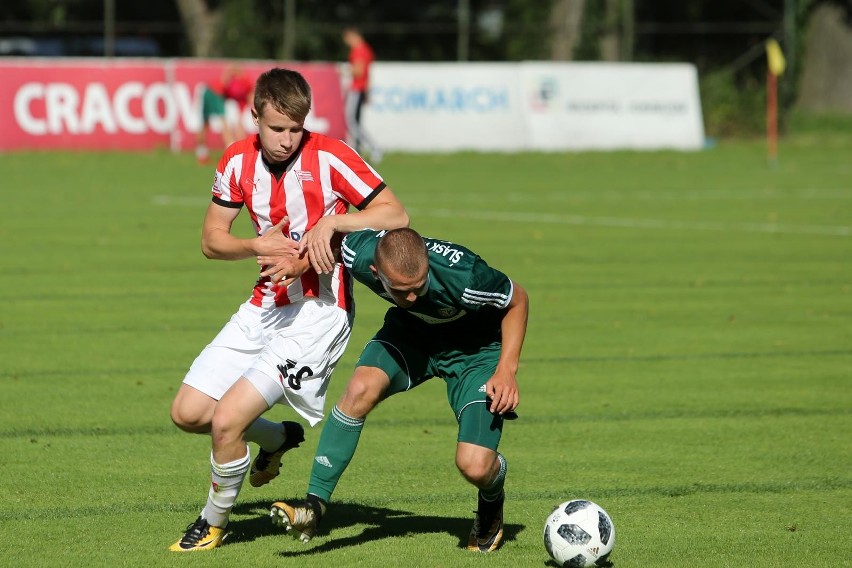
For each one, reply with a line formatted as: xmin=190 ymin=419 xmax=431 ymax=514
xmin=307 ymin=406 xmax=364 ymax=502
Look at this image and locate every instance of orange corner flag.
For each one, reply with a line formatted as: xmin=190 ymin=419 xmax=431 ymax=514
xmin=766 ymin=39 xmax=786 ymax=76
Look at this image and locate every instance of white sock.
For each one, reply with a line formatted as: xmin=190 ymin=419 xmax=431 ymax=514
xmin=201 ymin=447 xmax=250 ymax=528
xmin=244 ymin=418 xmax=285 ymax=452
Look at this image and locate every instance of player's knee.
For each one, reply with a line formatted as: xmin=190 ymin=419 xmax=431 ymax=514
xmin=340 ymin=370 xmax=385 ymax=414
xmin=210 ymin=404 xmax=244 ymax=446
xmin=455 ymin=456 xmax=493 ymax=486
xmin=455 ymin=447 xmax=499 ymax=486
xmin=457 ymin=461 xmax=492 ymax=486
xmin=170 ymin=400 xmax=209 ymax=433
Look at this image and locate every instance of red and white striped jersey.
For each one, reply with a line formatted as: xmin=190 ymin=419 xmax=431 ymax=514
xmin=211 ymin=131 xmax=385 ymax=311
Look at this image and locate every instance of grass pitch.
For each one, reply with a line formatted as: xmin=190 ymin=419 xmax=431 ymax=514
xmin=1 ymin=135 xmax=850 ymax=567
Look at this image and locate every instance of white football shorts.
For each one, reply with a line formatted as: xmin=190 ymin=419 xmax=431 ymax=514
xmin=182 ymin=298 xmax=353 ymax=426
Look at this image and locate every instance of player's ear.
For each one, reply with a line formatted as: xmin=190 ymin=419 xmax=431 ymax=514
xmin=251 ymin=106 xmax=259 ymax=124
xmin=369 ymin=265 xmax=378 ymax=278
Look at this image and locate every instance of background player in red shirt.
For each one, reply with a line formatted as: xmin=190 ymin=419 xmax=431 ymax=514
xmin=168 ymin=67 xmax=408 ymax=552
xmin=342 ymin=26 xmax=383 ymax=163
xmin=220 ymin=64 xmax=254 ymax=141
xmin=195 ymin=65 xmax=254 ymax=164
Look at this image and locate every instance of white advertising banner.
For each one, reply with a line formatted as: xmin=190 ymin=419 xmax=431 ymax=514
xmin=363 ymin=62 xmax=704 ymax=152
xmin=521 ymin=62 xmax=705 ymax=150
xmin=363 ymin=63 xmax=526 ymax=152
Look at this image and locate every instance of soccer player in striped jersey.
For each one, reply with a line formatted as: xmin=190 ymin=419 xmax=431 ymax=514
xmin=168 ymin=68 xmax=408 ymax=552
xmin=266 ymin=228 xmax=528 ymax=553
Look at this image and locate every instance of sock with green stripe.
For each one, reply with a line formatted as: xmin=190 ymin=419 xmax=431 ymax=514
xmin=479 ymin=452 xmax=507 ymax=504
xmin=307 ymin=405 xmax=365 ymax=502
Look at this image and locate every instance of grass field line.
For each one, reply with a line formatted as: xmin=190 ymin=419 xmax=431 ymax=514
xmin=3 ymin=406 xmax=848 ymax=439
xmin=2 ymin=478 xmax=849 ymax=523
xmin=0 ymin=424 xmax=178 ymax=439
xmin=523 ymin=348 xmax=852 ymax=364
xmin=362 ymin=478 xmax=852 ymax=506
xmin=416 ymin=208 xmax=852 ymax=237
xmin=0 ymin=366 xmax=185 ymax=380
xmin=153 ymin=187 xmax=852 ymax=206
xmin=2 ymin=348 xmax=849 ymax=382
xmin=151 ymin=195 xmax=852 ymax=236
xmin=2 ymin=275 xmax=849 ymax=300
xmin=512 ymin=188 xmax=852 ymax=201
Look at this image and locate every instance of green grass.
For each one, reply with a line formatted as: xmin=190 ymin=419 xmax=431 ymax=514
xmin=1 ymin=134 xmax=850 ymax=567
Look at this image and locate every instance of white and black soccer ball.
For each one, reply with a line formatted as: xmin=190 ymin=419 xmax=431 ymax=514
xmin=543 ymin=499 xmax=615 ymax=567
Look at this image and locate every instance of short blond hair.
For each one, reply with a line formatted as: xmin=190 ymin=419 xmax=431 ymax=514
xmin=375 ymin=228 xmax=428 ymax=277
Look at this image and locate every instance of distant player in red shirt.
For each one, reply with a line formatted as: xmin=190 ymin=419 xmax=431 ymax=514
xmin=219 ymin=64 xmax=253 ymax=145
xmin=195 ymin=65 xmax=254 ymax=164
xmin=342 ymin=27 xmax=382 ymax=163
xmin=168 ymin=67 xmax=409 ymax=552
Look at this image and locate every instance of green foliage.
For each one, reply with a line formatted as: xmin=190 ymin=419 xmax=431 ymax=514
xmin=503 ymin=0 xmax=555 ymax=61
xmin=1 ymin=138 xmax=851 ymax=566
xmin=215 ymin=0 xmax=270 ymax=59
xmin=574 ymin=0 xmax=605 ymax=61
xmin=699 ymin=69 xmax=767 ymax=138
xmin=788 ymin=109 xmax=852 ymax=133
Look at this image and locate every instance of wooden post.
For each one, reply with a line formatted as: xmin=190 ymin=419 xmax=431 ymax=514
xmin=765 ymin=39 xmax=786 ymax=168
xmin=767 ymin=70 xmax=778 ymax=167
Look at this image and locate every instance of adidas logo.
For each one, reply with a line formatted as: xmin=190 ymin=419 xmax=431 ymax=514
xmin=478 ymin=384 xmax=486 ymax=393
xmin=315 ymin=456 xmax=332 ymax=468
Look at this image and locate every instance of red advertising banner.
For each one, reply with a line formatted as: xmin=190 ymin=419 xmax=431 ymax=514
xmin=0 ymin=58 xmax=346 ymax=151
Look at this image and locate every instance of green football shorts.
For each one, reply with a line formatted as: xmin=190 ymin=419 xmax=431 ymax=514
xmin=356 ymin=311 xmax=507 ymax=450
xmin=201 ymin=87 xmax=225 ymax=121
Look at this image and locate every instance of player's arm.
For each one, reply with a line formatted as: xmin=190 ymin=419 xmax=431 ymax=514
xmin=486 ymin=280 xmax=529 ymax=416
xmin=300 ymin=187 xmax=409 ymax=274
xmin=201 ymin=202 xmax=297 ymax=261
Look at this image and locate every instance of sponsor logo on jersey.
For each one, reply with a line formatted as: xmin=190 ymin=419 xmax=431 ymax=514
xmin=244 ymin=176 xmax=258 ymax=189
xmin=408 ymin=309 xmax=467 ymax=324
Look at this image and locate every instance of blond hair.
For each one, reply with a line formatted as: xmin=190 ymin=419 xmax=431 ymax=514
xmin=375 ymin=228 xmax=428 ymax=277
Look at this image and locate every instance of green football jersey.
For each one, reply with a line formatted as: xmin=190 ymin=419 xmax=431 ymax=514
xmin=341 ymin=229 xmax=514 ymax=343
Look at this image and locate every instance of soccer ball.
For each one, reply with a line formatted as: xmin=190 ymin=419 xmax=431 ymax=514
xmin=543 ymin=499 xmax=615 ymax=567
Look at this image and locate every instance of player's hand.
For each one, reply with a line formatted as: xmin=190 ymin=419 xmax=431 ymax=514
xmin=258 ymin=253 xmax=309 ymax=287
xmin=484 ymin=369 xmax=519 ymax=417
xmin=299 ymin=216 xmax=338 ymax=274
xmin=255 ymin=217 xmax=300 ymax=257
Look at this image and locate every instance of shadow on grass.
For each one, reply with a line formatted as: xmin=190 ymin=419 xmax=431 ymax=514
xmin=226 ymin=499 xmax=524 ymax=554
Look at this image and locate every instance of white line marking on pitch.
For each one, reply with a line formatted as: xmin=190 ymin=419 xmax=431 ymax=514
xmin=152 ymin=195 xmax=208 ymax=206
xmin=152 ymin=196 xmax=852 ymax=237
xmin=415 ymin=208 xmax=852 ymax=237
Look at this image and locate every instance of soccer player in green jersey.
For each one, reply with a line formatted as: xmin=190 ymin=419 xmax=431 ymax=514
xmin=261 ymin=227 xmax=528 ymax=552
